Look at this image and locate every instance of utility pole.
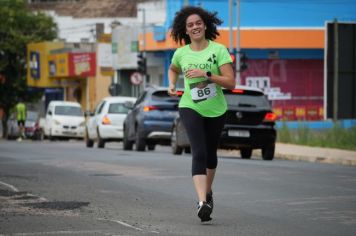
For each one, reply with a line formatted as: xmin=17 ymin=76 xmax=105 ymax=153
xmin=228 ymin=0 xmax=233 ymax=53
xmin=333 ymin=19 xmax=339 ymax=121
xmin=141 ymin=8 xmax=147 ymax=89
xmin=236 ymin=0 xmax=241 ymax=85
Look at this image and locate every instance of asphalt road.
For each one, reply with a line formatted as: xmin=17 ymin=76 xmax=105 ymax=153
xmin=0 ymin=140 xmax=356 ymax=236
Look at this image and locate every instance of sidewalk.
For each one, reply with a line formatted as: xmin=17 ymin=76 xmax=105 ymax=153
xmin=274 ymin=143 xmax=356 ymax=166
xmin=219 ymin=143 xmax=356 ymax=166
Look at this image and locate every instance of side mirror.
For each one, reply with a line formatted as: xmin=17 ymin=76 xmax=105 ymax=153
xmin=124 ymin=101 xmax=134 ymax=110
xmin=48 ymin=111 xmax=52 ymax=116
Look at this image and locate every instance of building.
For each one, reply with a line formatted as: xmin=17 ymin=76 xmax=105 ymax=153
xmin=26 ymin=0 xmax=356 ymax=119
xmin=26 ymin=0 xmax=141 ymax=111
xmin=138 ymin=0 xmax=356 ymax=120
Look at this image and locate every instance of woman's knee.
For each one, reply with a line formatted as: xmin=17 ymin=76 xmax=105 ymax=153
xmin=206 ymin=157 xmax=218 ymax=169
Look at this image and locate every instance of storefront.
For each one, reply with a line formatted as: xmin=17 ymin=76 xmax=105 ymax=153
xmin=137 ymin=0 xmax=355 ymax=120
xmin=27 ymin=42 xmax=107 ymax=111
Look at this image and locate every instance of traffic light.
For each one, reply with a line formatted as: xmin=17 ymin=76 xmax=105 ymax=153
xmin=137 ymin=52 xmax=146 ymax=75
xmin=240 ymin=52 xmax=248 ymax=72
xmin=108 ymin=83 xmax=121 ymax=96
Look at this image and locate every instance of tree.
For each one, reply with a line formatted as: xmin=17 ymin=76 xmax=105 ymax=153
xmin=0 ymin=0 xmax=57 ymax=138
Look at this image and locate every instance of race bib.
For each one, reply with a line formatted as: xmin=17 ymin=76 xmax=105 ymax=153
xmin=190 ymin=80 xmax=217 ymax=103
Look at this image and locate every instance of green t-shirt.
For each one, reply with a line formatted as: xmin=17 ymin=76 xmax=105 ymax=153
xmin=16 ymin=102 xmax=26 ymax=121
xmin=171 ymin=40 xmax=232 ymax=117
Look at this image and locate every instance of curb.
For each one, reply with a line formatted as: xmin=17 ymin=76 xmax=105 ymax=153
xmin=274 ymin=152 xmax=356 ymax=166
xmin=218 ymin=148 xmax=356 ymax=167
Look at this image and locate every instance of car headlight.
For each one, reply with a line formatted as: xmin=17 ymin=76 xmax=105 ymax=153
xmin=79 ymin=121 xmax=85 ymax=127
xmin=54 ymin=119 xmax=61 ymax=125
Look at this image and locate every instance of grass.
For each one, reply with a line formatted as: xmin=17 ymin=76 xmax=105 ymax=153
xmin=277 ymin=122 xmax=356 ymax=151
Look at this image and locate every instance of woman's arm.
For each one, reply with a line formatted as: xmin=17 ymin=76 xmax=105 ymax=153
xmin=184 ymin=63 xmax=236 ymax=90
xmin=168 ymin=64 xmax=181 ymax=96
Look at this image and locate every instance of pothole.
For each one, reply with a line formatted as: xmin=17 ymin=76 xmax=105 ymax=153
xmin=22 ymin=201 xmax=90 ymax=210
xmin=14 ymin=194 xmax=39 ymax=200
xmin=0 ymin=189 xmax=27 ymax=197
xmin=90 ymin=173 xmax=122 ymax=177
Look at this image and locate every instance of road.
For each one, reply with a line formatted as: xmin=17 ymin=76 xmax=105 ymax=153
xmin=0 ymin=140 xmax=356 ymax=236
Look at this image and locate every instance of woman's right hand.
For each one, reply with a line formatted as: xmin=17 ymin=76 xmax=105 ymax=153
xmin=168 ymin=83 xmax=177 ymax=96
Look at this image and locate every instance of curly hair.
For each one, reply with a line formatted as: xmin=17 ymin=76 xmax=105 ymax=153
xmin=171 ymin=6 xmax=223 ymax=45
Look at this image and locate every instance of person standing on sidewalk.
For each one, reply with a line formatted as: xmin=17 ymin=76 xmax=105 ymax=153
xmin=168 ymin=6 xmax=235 ymax=222
xmin=15 ymin=98 xmax=26 ymax=141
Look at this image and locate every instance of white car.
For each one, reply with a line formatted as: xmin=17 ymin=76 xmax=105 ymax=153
xmin=85 ymin=96 xmax=137 ymax=148
xmin=44 ymin=101 xmax=85 ymax=140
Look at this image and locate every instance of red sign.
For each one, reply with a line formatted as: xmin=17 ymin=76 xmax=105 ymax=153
xmin=241 ymin=59 xmax=324 ymax=120
xmin=68 ymin=53 xmax=96 ymax=77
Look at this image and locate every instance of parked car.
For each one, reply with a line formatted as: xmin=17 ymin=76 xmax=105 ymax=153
xmin=85 ymin=96 xmax=137 ymax=148
xmin=123 ymin=86 xmax=183 ymax=151
xmin=171 ymin=86 xmax=277 ymax=160
xmin=6 ymin=111 xmax=43 ymax=140
xmin=43 ymin=101 xmax=85 ymax=140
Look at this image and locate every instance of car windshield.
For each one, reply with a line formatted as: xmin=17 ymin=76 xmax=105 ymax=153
xmin=108 ymin=103 xmax=130 ymax=114
xmin=152 ymin=91 xmax=180 ymax=102
xmin=55 ymin=106 xmax=83 ymax=116
xmin=225 ymin=94 xmax=270 ymax=108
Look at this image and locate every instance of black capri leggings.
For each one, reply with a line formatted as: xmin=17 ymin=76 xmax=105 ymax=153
xmin=179 ymin=108 xmax=226 ymax=176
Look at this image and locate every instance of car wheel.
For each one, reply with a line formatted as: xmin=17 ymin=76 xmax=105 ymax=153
xmin=97 ymin=129 xmax=105 ymax=148
xmin=147 ymin=144 xmax=155 ymax=151
xmin=35 ymin=130 xmax=44 ymax=141
xmin=171 ymin=125 xmax=183 ymax=155
xmin=240 ymin=148 xmax=252 ymax=159
xmin=49 ymin=129 xmax=55 ymax=141
xmin=262 ymin=144 xmax=275 ymax=161
xmin=85 ymin=129 xmax=94 ymax=148
xmin=123 ymin=126 xmax=133 ymax=150
xmin=184 ymin=147 xmax=191 ymax=154
xmin=135 ymin=130 xmax=146 ymax=151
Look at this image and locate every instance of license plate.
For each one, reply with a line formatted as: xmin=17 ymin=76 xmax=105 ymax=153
xmin=62 ymin=131 xmax=76 ymax=135
xmin=228 ymin=130 xmax=250 ymax=137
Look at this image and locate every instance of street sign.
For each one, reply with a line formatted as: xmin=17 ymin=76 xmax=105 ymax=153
xmin=130 ymin=72 xmax=143 ymax=85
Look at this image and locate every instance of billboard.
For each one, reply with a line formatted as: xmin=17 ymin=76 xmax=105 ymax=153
xmin=241 ymin=59 xmax=324 ymax=120
xmin=326 ymin=22 xmax=356 ymax=119
xmin=68 ymin=53 xmax=96 ymax=77
xmin=48 ymin=53 xmax=69 ymax=77
xmin=112 ymin=25 xmax=139 ymax=70
xmin=29 ymin=51 xmax=40 ymax=79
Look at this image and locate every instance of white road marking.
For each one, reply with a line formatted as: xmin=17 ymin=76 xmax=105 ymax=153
xmin=0 ymin=230 xmax=118 ymax=236
xmin=0 ymin=180 xmax=19 ymax=192
xmin=97 ymin=218 xmax=143 ymax=231
xmin=97 ymin=218 xmax=160 ymax=234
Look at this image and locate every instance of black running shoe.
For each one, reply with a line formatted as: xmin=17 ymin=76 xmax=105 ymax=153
xmin=206 ymin=191 xmax=213 ymax=211
xmin=197 ymin=201 xmax=212 ymax=222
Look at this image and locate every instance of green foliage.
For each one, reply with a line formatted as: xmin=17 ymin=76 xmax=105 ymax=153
xmin=277 ymin=122 xmax=292 ymax=143
xmin=0 ymin=0 xmax=58 ymax=137
xmin=277 ymin=122 xmax=356 ymax=151
xmin=295 ymin=123 xmax=310 ymax=145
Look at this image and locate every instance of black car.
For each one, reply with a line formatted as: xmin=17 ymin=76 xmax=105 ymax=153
xmin=171 ymin=86 xmax=277 ymax=160
xmin=123 ymin=86 xmax=183 ymax=151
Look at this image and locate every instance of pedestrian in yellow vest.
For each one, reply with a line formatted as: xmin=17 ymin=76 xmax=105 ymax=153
xmin=15 ymin=98 xmax=26 ymax=141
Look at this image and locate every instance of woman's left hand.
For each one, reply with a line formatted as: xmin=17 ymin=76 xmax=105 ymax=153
xmin=185 ymin=69 xmax=205 ymax=79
